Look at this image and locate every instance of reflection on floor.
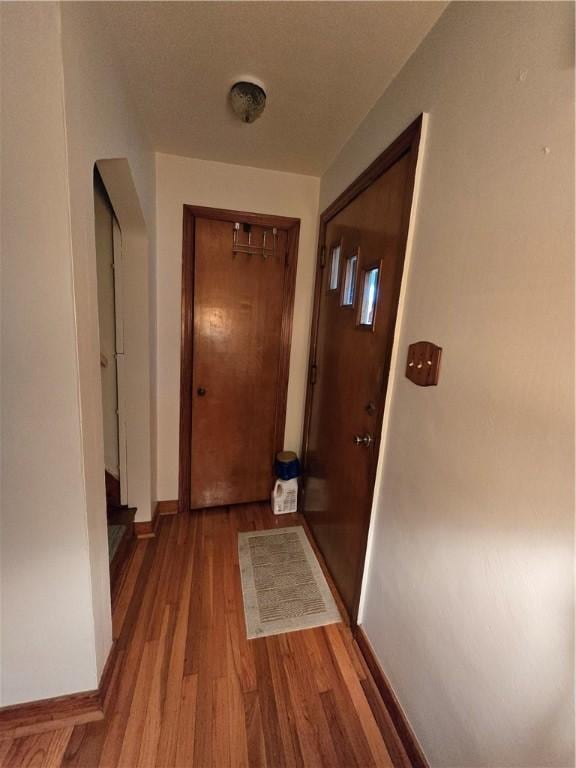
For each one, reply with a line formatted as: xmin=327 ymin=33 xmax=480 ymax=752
xmin=0 ymin=504 xmax=409 ymax=767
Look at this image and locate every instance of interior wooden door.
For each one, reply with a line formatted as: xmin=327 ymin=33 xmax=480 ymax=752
xmin=188 ymin=214 xmax=293 ymax=509
xmin=302 ymin=119 xmax=422 ymax=620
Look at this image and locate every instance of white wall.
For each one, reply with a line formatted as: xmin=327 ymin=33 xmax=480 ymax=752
xmin=320 ymin=3 xmax=574 ymax=766
xmin=0 ymin=2 xmax=98 ymax=705
xmin=0 ymin=0 xmax=156 ymax=704
xmin=155 ymin=154 xmax=319 ymax=501
xmin=59 ymin=0 xmax=157 ymax=675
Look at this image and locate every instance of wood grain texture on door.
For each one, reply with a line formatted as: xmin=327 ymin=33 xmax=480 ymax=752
xmin=179 ymin=209 xmax=299 ymax=511
xmin=302 ymin=117 xmax=423 ymax=621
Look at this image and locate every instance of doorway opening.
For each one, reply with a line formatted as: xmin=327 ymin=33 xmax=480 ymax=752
xmin=178 ymin=205 xmax=300 ymax=513
xmin=93 ymin=168 xmax=135 ymax=585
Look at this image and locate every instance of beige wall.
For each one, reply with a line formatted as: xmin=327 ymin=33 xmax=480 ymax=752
xmin=155 ymin=154 xmax=319 ymax=501
xmin=320 ymin=3 xmax=574 ymax=766
xmin=0 ymin=1 xmax=156 ymax=704
xmin=0 ymin=2 xmax=98 ymax=705
xmin=60 ymin=0 xmax=156 ymax=677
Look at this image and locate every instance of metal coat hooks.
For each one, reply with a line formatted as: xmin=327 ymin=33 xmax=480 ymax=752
xmin=232 ymin=222 xmax=277 ymax=259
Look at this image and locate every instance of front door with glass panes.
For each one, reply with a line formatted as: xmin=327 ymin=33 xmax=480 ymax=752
xmin=302 ymin=119 xmax=422 ymax=620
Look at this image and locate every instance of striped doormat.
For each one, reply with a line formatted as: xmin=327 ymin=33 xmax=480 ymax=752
xmin=238 ymin=526 xmax=341 ymax=640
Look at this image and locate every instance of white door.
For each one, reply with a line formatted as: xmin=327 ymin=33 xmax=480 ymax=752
xmin=112 ymin=217 xmax=128 ymax=505
xmin=95 ymin=174 xmax=128 ymax=506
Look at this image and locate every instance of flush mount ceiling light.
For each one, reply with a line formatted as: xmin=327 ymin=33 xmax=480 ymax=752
xmin=229 ymin=81 xmax=266 ymax=124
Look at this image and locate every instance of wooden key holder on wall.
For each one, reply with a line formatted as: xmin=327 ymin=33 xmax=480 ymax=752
xmin=405 ymin=341 xmax=442 ymax=386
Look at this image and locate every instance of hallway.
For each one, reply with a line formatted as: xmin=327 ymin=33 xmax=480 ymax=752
xmin=0 ymin=505 xmax=403 ymax=767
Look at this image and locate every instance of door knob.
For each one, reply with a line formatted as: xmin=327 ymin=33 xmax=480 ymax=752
xmin=197 ymin=387 xmax=207 ymax=397
xmin=353 ymin=433 xmax=373 ymax=447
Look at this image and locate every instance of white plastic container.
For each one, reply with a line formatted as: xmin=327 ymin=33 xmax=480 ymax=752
xmin=271 ymin=478 xmax=298 ymax=515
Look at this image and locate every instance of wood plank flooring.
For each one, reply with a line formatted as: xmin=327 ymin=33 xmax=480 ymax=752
xmin=0 ymin=504 xmax=405 ymax=768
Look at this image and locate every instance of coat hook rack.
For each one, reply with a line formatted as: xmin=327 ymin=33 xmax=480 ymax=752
xmin=232 ymin=222 xmax=277 ymax=258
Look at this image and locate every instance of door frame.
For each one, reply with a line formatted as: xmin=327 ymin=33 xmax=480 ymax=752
xmin=300 ymin=115 xmax=423 ymax=622
xmin=112 ymin=215 xmax=129 ymax=506
xmin=94 ymin=167 xmax=128 ymax=507
xmin=178 ymin=204 xmax=301 ymax=514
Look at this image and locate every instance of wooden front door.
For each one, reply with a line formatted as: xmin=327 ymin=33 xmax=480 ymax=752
xmin=180 ymin=207 xmax=300 ymax=511
xmin=302 ymin=118 xmax=422 ymax=620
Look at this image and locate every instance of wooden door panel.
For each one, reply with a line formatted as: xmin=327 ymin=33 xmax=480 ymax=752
xmin=190 ymin=217 xmax=288 ymax=508
xmin=303 ymin=120 xmax=422 ymax=619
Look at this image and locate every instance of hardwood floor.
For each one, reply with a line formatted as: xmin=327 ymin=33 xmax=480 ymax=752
xmin=0 ymin=504 xmax=407 ymax=768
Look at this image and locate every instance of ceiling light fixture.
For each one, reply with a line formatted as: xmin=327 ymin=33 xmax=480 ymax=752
xmin=229 ymin=81 xmax=266 ymax=124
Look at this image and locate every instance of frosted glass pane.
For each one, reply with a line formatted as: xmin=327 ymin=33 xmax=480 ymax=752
xmin=342 ymin=254 xmax=358 ymax=306
xmin=329 ymin=245 xmax=341 ymax=290
xmin=360 ymin=267 xmax=379 ymax=326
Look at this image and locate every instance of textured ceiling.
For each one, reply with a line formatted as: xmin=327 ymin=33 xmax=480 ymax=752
xmin=99 ymin=1 xmax=447 ymax=175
